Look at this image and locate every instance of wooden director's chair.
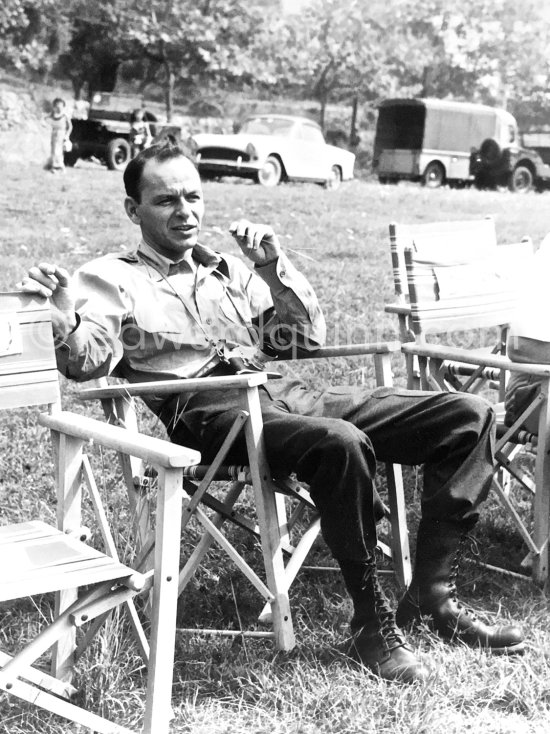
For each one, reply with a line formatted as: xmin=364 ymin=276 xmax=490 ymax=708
xmin=400 ymin=246 xmax=550 ymax=585
xmin=77 ymin=341 xmax=412 ymax=650
xmin=0 ymin=292 xmax=201 ymax=734
xmin=385 ymin=216 xmax=532 ymax=394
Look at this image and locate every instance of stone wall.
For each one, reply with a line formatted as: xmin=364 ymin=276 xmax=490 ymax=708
xmin=0 ymin=84 xmax=49 ymax=164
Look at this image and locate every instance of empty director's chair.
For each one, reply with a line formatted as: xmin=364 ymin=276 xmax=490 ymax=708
xmin=78 ymin=341 xmax=412 ymax=647
xmin=385 ymin=216 xmax=532 ymax=393
xmin=387 ymin=217 xmax=499 ymax=389
xmin=400 ymin=247 xmax=550 ymax=584
xmin=0 ymin=291 xmax=201 ymax=734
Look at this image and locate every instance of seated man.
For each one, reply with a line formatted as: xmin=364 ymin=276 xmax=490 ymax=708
xmin=506 ymin=237 xmax=550 ymax=434
xmin=19 ymin=143 xmax=524 ymax=684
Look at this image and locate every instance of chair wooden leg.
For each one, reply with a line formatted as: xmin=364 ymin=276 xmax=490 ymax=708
xmin=143 ymin=467 xmax=184 ymax=734
xmin=373 ymin=353 xmax=412 ymax=588
xmin=51 ymin=431 xmax=84 ymax=681
xmin=242 ymin=386 xmax=295 ymax=652
xmin=384 ymin=462 xmax=412 ymax=589
xmin=532 ymin=381 xmax=550 ymax=585
xmin=258 ymin=515 xmax=322 ymax=624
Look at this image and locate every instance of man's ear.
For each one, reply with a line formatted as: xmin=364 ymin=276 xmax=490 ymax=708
xmin=124 ymin=196 xmax=141 ymax=225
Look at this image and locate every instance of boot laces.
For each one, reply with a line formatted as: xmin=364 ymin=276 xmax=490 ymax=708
xmin=449 ymin=533 xmax=478 ymax=621
xmin=364 ymin=560 xmax=404 ymax=649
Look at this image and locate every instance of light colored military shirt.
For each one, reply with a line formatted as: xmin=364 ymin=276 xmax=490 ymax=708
xmin=57 ymin=240 xmax=326 ymax=404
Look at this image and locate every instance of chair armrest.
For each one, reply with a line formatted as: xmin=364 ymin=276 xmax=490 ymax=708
xmin=384 ymin=303 xmax=411 ymax=316
xmin=38 ymin=411 xmax=201 ymax=468
xmin=278 ymin=341 xmax=402 ymax=361
xmin=401 ymin=342 xmax=550 ymax=377
xmin=77 ymin=372 xmax=273 ymax=401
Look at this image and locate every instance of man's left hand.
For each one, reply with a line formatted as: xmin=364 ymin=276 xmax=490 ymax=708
xmin=229 ymin=219 xmax=281 ymax=266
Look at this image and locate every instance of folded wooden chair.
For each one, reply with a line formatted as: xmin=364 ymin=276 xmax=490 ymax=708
xmin=385 ymin=216 xmax=532 ymax=394
xmin=78 ymin=341 xmax=412 ymax=648
xmin=0 ymin=292 xmax=201 ymax=734
xmin=400 ymin=247 xmax=550 ymax=585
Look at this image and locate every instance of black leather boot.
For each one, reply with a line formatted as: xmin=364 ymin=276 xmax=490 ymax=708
xmin=396 ymin=520 xmax=525 ymax=654
xmin=338 ymin=555 xmax=428 ymax=683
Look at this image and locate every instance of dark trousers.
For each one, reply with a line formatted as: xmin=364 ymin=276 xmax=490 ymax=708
xmin=160 ymin=379 xmax=496 ymax=563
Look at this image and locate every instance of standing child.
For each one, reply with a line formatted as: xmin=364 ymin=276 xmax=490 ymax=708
xmin=129 ymin=108 xmax=153 ymax=158
xmin=47 ymin=98 xmax=72 ymax=173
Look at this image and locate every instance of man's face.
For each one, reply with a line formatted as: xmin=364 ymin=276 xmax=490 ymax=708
xmin=125 ymin=155 xmax=205 ymax=260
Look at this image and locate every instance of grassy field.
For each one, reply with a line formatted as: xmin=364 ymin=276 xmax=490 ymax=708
xmin=1 ymin=156 xmax=550 ymax=734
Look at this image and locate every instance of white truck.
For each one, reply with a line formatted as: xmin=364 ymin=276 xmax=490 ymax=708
xmin=372 ymin=98 xmax=517 ymax=188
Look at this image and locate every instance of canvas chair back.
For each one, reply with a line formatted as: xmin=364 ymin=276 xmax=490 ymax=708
xmin=389 ymin=217 xmax=497 ymax=302
xmin=0 ymin=292 xmax=60 ymax=410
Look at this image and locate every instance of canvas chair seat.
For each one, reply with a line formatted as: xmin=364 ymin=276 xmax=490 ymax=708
xmin=0 ymin=521 xmax=145 ymax=600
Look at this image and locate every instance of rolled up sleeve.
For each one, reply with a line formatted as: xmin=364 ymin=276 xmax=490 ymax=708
xmin=250 ymin=252 xmax=326 ymax=354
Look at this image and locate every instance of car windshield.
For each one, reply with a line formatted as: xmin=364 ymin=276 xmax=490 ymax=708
xmin=239 ymin=117 xmax=295 ymax=136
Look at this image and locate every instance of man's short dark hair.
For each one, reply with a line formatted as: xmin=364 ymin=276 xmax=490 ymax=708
xmin=123 ymin=143 xmax=196 ymax=202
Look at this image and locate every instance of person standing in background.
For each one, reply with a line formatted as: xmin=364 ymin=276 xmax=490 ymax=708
xmin=129 ymin=108 xmax=153 ymax=158
xmin=46 ymin=97 xmax=72 ymax=173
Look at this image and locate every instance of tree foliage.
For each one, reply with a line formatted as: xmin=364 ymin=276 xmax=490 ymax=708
xmin=0 ymin=0 xmax=69 ymax=76
xmin=1 ymin=0 xmax=550 ymax=128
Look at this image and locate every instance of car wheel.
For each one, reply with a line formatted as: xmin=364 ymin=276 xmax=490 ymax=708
xmin=257 ymin=156 xmax=282 ymax=187
xmin=106 ymin=138 xmax=131 ymax=171
xmin=508 ymin=165 xmax=534 ymax=193
xmin=325 ymin=165 xmax=342 ymax=191
xmin=422 ymin=161 xmax=445 ymax=188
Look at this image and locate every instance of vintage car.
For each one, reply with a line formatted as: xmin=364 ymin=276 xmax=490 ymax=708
xmin=192 ymin=114 xmax=355 ymax=189
xmin=64 ymin=92 xmax=184 ymax=170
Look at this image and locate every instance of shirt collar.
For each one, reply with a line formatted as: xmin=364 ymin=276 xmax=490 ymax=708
xmin=135 ymin=239 xmax=224 ymax=276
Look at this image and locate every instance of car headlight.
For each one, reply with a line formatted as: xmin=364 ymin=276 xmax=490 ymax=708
xmin=245 ymin=142 xmax=258 ymax=161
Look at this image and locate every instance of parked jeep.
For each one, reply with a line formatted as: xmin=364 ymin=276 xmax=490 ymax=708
xmin=65 ymin=93 xmax=182 ymax=170
xmin=469 ymin=133 xmax=550 ymax=193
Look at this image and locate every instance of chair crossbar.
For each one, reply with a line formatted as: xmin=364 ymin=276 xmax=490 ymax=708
xmin=0 ymin=650 xmax=75 ymax=698
xmin=491 ymin=477 xmax=545 ymax=556
xmin=0 ymin=675 xmax=133 ymax=734
xmin=193 ymin=505 xmax=274 ymax=601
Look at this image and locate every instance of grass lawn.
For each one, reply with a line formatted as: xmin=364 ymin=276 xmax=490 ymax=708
xmin=1 ymin=157 xmax=550 ymax=734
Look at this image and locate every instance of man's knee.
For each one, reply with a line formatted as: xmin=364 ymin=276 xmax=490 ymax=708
xmin=311 ymin=420 xmax=376 ymax=475
xmin=443 ymin=393 xmax=495 ymax=436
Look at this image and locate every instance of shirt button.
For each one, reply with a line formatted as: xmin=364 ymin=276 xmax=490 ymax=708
xmin=205 ymin=318 xmax=212 ymax=325
xmin=280 ymin=270 xmax=286 ymax=278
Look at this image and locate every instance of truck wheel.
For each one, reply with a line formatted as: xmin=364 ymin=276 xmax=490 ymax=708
xmin=422 ymin=161 xmax=445 ymax=188
xmin=106 ymin=138 xmax=131 ymax=171
xmin=508 ymin=166 xmax=533 ymax=193
xmin=63 ymin=151 xmax=79 ymax=167
xmin=257 ymin=156 xmax=282 ymax=187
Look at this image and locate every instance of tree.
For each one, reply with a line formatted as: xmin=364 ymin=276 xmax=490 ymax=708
xmin=0 ymin=0 xmax=70 ymax=78
xmin=250 ymin=0 xmax=395 ymax=132
xmin=56 ymin=1 xmax=133 ymax=99
xmin=117 ymin=0 xmax=265 ymax=120
xmin=389 ymin=0 xmax=550 ymax=108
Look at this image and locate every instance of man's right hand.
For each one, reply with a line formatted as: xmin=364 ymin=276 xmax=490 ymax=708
xmin=17 ymin=263 xmax=78 ymax=337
